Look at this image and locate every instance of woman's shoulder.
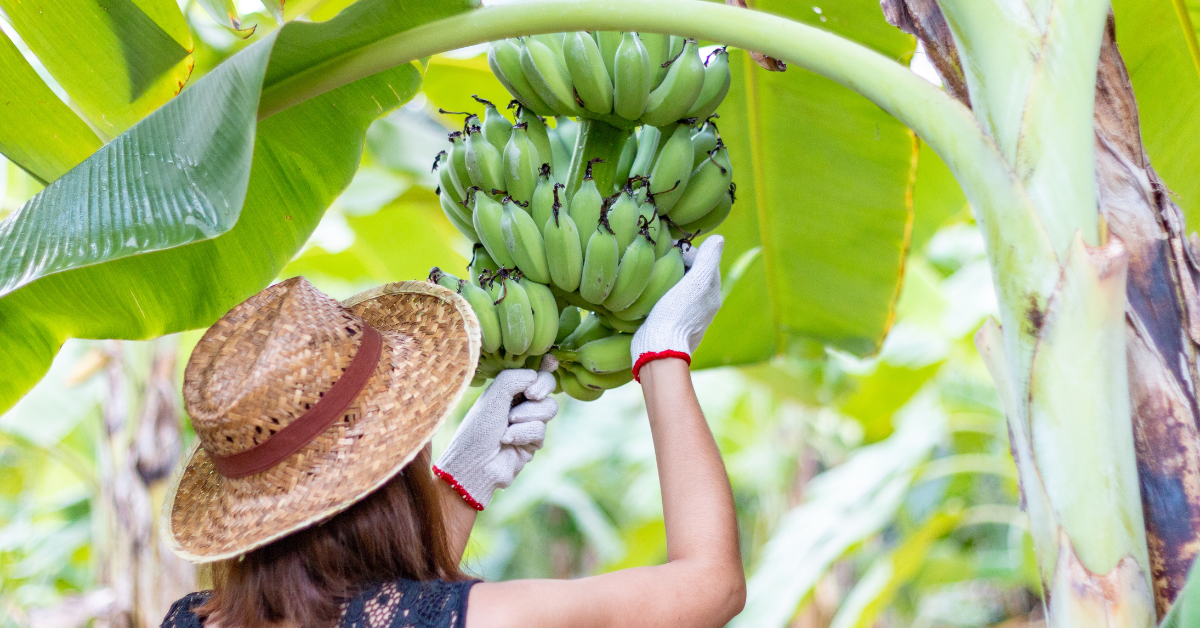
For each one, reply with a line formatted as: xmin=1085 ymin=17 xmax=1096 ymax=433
xmin=161 ymin=591 xmax=213 ymax=628
xmin=341 ymin=578 xmax=480 ymax=628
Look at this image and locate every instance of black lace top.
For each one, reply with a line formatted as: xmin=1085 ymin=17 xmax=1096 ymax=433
xmin=160 ymin=579 xmax=478 ymax=628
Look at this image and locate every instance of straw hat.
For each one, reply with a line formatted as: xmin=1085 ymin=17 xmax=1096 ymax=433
xmin=162 ymin=277 xmax=480 ymax=562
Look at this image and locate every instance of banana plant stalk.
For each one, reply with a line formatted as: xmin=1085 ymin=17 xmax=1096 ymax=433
xmin=884 ymin=0 xmax=1200 ymax=621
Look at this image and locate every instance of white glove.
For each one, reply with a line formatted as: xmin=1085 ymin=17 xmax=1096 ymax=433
xmin=433 ymin=364 xmax=558 ymax=510
xmin=631 ymin=236 xmax=724 ymax=382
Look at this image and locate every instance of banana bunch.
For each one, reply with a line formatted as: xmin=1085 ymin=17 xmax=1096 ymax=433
xmin=426 ymin=35 xmax=737 ymax=400
xmin=429 ymin=266 xmax=560 ymax=384
xmin=489 ymin=33 xmax=730 ymax=128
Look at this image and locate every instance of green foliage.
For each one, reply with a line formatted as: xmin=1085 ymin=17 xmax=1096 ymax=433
xmin=697 ymin=0 xmax=918 ymax=366
xmin=1112 ymin=0 xmax=1200 ymax=229
xmin=0 ymin=0 xmax=476 ymax=416
xmin=0 ymin=0 xmax=193 ymax=140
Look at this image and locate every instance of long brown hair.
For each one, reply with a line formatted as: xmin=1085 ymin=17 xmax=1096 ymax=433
xmin=197 ymin=446 xmax=464 ymax=627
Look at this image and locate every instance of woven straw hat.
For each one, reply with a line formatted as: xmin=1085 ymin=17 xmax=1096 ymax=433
xmin=162 ymin=277 xmax=480 ymax=562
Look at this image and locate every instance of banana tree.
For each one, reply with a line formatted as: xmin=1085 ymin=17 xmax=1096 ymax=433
xmin=5 ymin=0 xmax=1200 ymax=625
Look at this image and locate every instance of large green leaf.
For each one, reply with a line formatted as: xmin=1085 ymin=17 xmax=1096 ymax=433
xmin=0 ymin=0 xmax=194 ymax=138
xmin=0 ymin=33 xmax=101 ymax=183
xmin=283 ymin=187 xmax=469 ymax=297
xmin=0 ymin=0 xmax=476 ymax=415
xmin=1111 ymin=0 xmax=1200 ymax=229
xmin=422 ymin=54 xmax=514 ymax=118
xmin=693 ymin=0 xmax=917 ymax=367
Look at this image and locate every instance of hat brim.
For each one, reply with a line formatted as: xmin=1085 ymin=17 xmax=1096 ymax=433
xmin=163 ymin=282 xmax=480 ymax=562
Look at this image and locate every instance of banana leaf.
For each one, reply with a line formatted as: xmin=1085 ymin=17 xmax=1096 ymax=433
xmin=0 ymin=0 xmax=477 ymax=416
xmin=0 ymin=0 xmax=194 ymax=141
xmin=1111 ymin=0 xmax=1200 ymax=229
xmin=693 ymin=0 xmax=918 ymax=367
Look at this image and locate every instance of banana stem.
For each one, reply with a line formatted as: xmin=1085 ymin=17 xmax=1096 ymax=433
xmin=565 ymin=119 xmax=633 ymax=199
xmin=258 ymin=1 xmax=1021 ymax=231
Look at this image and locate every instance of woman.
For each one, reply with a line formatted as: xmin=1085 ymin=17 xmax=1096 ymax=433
xmin=160 ymin=236 xmax=743 ymax=628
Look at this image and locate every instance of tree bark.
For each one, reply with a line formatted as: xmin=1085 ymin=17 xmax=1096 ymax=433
xmin=881 ymin=1 xmax=1200 ymax=617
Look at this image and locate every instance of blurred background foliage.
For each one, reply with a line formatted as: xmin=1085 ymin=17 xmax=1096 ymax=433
xmin=0 ymin=0 xmax=1055 ymax=627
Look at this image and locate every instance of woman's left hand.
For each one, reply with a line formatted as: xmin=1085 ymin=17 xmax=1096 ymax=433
xmin=433 ymin=359 xmax=558 ymax=510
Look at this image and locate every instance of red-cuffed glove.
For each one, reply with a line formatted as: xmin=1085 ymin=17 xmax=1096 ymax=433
xmin=433 ymin=359 xmax=558 ymax=510
xmin=630 ymin=236 xmax=724 ymax=382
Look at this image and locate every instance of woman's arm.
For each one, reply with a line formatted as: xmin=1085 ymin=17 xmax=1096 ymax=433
xmin=466 ymin=237 xmax=744 ymax=628
xmin=438 ymin=478 xmax=479 ymax=564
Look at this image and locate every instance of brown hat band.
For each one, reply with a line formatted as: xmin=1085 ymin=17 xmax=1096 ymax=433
xmin=210 ymin=323 xmax=384 ymax=479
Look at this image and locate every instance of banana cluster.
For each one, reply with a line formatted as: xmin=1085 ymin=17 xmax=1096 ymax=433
xmin=429 ymin=267 xmax=635 ymax=399
xmin=428 ymin=32 xmax=736 ymax=400
xmin=489 ymin=33 xmax=730 ymax=127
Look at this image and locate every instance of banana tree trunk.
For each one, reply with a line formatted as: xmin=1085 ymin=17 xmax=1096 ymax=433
xmin=95 ymin=340 xmax=195 ymax=628
xmin=884 ymin=0 xmax=1200 ymax=620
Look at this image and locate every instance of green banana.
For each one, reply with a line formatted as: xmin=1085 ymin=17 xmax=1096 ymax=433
xmin=641 ymin=39 xmax=706 ymax=127
xmin=648 ymin=124 xmax=694 ymax=213
xmin=639 ymin=32 xmax=672 ymax=87
xmin=606 ymin=188 xmax=641 ymax=253
xmin=530 ymin=166 xmax=561 ymax=230
xmin=472 ymin=191 xmax=517 ymax=268
xmin=568 ymin=363 xmax=634 ymax=390
xmin=559 ymin=311 xmax=613 ymax=350
xmin=666 ymin=142 xmax=732 ymax=224
xmin=434 ymin=150 xmax=464 ymax=205
xmin=650 ymin=214 xmax=674 ymax=258
xmin=531 ymin=33 xmax=567 ymax=62
xmin=465 ymin=126 xmax=505 ymax=195
xmin=685 ymin=47 xmax=731 ymax=121
xmin=486 ymin=275 xmax=535 ymax=356
xmin=602 ymin=230 xmax=657 ymax=312
xmin=579 ymin=212 xmax=620 ymax=304
xmin=469 ymin=244 xmax=499 ymax=285
xmin=500 ymin=197 xmax=551 ymax=284
xmin=461 ymin=277 xmax=504 ymax=354
xmin=575 ymin=333 xmax=634 ymax=374
xmin=599 ymin=313 xmax=644 ymax=333
xmin=613 ymin=133 xmax=638 ymax=193
xmin=520 ymin=37 xmax=581 ymax=116
xmin=556 ymin=305 xmax=583 ymax=344
xmin=637 ymin=197 xmax=671 ymax=258
xmin=564 ymin=31 xmax=614 ymax=115
xmin=555 ymin=116 xmax=579 ymax=148
xmin=668 ymin=36 xmax=685 ymax=62
xmin=522 ymin=279 xmax=559 ymax=357
xmin=629 ymin=125 xmax=662 ymax=180
xmin=474 ymin=95 xmax=513 ymax=151
xmin=569 ymin=160 xmax=605 ymax=253
xmin=555 ymin=285 xmax=615 ymax=318
xmin=548 ymin=123 xmax=574 ymax=178
xmin=502 ymin=122 xmax=542 ymax=204
xmin=678 ymin=181 xmax=733 ymax=235
xmin=613 ymin=246 xmax=685 ymax=321
xmin=557 ymin=370 xmax=604 ymax=401
xmin=543 ymin=193 xmax=584 ymax=292
xmin=613 ymin=31 xmax=652 ymax=121
xmin=428 ymin=267 xmax=463 ymax=293
xmin=439 ymin=189 xmax=479 ymax=242
xmin=448 ymin=132 xmax=472 ymax=200
xmin=516 ymin=106 xmax=554 ymax=171
xmin=691 ymin=120 xmax=718 ymax=169
xmin=489 ymin=39 xmax=556 ymax=116
xmin=594 ymin=31 xmax=622 ymax=82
